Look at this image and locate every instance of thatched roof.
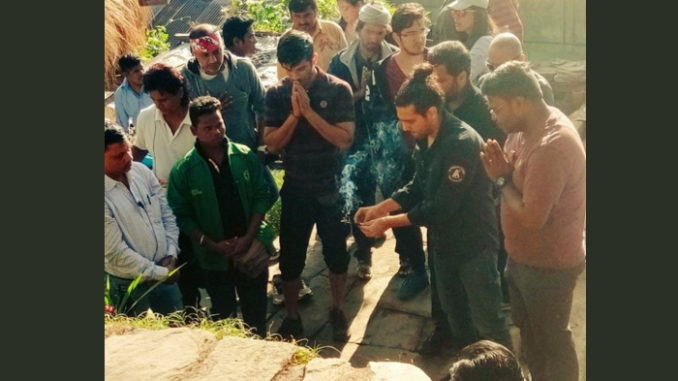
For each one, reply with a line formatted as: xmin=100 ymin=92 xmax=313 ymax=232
xmin=104 ymin=0 xmax=152 ymax=90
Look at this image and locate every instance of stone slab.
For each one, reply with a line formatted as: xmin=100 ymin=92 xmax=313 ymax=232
xmin=105 ymin=328 xmax=217 ymax=381
xmin=185 ymin=335 xmax=298 ymax=381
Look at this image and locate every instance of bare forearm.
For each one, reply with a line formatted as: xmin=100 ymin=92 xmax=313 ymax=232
xmin=377 ymin=198 xmax=402 ymax=215
xmin=264 ymin=115 xmax=299 ymax=153
xmin=382 ymin=213 xmax=412 ymax=229
xmin=244 ymin=213 xmax=265 ymax=241
xmin=304 ymin=110 xmax=353 ymax=150
xmin=132 ymin=146 xmax=148 ymax=162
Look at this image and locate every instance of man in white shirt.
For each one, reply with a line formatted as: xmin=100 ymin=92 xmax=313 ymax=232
xmin=132 ymin=63 xmax=195 ymax=185
xmin=104 ymin=122 xmax=183 ymax=316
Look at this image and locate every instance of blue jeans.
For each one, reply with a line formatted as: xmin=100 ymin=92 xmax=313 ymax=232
xmin=107 ymin=273 xmax=183 ymax=316
xmin=430 ymin=248 xmax=512 ymax=349
xmin=506 ymin=259 xmax=584 ymax=381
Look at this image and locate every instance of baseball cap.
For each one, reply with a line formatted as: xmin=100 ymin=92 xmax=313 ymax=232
xmin=446 ymin=0 xmax=489 ymax=11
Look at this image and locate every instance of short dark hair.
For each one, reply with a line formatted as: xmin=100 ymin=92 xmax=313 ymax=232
xmin=391 ymin=2 xmax=426 ymax=34
xmin=395 ymin=63 xmax=444 ymax=115
xmin=189 ymin=96 xmax=222 ymax=126
xmin=143 ymin=63 xmax=189 ymax=106
xmin=448 ymin=340 xmax=524 ymax=381
xmin=428 ymin=40 xmax=470 ymax=76
xmin=188 ymin=23 xmax=220 ymax=39
xmin=480 ymin=61 xmax=543 ymax=101
xmin=105 ymin=120 xmax=127 ymax=150
xmin=222 ymin=16 xmax=254 ymax=48
xmin=289 ymin=0 xmax=317 ymax=13
xmin=118 ymin=53 xmax=142 ymax=73
xmin=277 ymin=30 xmax=315 ymax=67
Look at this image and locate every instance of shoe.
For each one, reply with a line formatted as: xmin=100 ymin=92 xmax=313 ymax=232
xmin=397 ymin=269 xmax=428 ymax=300
xmin=357 ymin=260 xmax=372 ymax=281
xmin=277 ymin=316 xmax=304 ymax=341
xmin=270 ymin=275 xmax=313 ymax=306
xmin=397 ymin=261 xmax=413 ymax=278
xmin=419 ymin=326 xmax=455 ymax=356
xmin=329 ymin=308 xmax=349 ymax=342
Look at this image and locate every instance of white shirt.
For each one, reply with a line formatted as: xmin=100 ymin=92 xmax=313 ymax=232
xmin=104 ymin=162 xmax=179 ymax=281
xmin=134 ymin=105 xmax=195 ymax=181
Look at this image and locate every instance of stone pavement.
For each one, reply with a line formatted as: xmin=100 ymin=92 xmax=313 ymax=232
xmin=260 ymin=227 xmax=587 ymax=381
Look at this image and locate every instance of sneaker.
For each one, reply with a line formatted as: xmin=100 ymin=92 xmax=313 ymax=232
xmin=277 ymin=316 xmax=304 ymax=341
xmin=298 ymin=280 xmax=313 ymax=302
xmin=397 ymin=269 xmax=428 ymax=300
xmin=329 ymin=308 xmax=349 ymax=342
xmin=419 ymin=326 xmax=455 ymax=356
xmin=356 ymin=260 xmax=372 ymax=280
xmin=271 ymin=275 xmax=313 ymax=306
xmin=397 ymin=261 xmax=413 ymax=278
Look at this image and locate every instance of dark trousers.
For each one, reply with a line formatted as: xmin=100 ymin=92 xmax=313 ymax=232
xmin=506 ymin=259 xmax=584 ymax=381
xmin=204 ymin=264 xmax=269 ymax=336
xmin=278 ymin=185 xmax=350 ymax=281
xmin=107 ymin=273 xmax=183 ymax=317
xmin=429 ymin=248 xmax=512 ymax=350
xmin=177 ymin=233 xmax=204 ymax=310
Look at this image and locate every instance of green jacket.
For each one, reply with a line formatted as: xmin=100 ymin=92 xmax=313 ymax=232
xmin=167 ymin=141 xmax=277 ymax=271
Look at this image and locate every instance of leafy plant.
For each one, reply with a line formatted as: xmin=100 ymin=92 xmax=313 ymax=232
xmin=265 ymin=169 xmax=284 ymax=238
xmin=105 ymin=263 xmax=186 ymax=316
xmin=140 ymin=25 xmax=170 ymax=60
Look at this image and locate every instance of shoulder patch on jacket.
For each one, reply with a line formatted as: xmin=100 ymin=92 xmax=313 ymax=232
xmin=448 ymin=165 xmax=466 ymax=184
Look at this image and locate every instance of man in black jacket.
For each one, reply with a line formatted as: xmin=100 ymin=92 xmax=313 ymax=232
xmin=356 ymin=64 xmax=512 ymax=354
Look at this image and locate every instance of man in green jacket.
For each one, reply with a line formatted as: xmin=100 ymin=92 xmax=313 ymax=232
xmin=167 ymin=96 xmax=277 ymax=336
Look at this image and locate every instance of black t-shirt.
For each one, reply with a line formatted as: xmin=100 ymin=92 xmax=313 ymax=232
xmin=196 ymin=139 xmax=248 ymax=239
xmin=264 ymin=68 xmax=355 ymax=194
xmin=450 ymin=84 xmax=506 ymax=145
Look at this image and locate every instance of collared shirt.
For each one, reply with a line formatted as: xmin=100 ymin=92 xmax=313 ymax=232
xmin=134 ymin=106 xmax=195 ymax=182
xmin=277 ymin=19 xmax=348 ymax=79
xmin=449 ymin=84 xmax=506 ymax=144
xmin=265 ymin=67 xmax=355 ymax=194
xmin=105 ymin=162 xmax=179 ymax=281
xmin=113 ymin=78 xmax=153 ymax=131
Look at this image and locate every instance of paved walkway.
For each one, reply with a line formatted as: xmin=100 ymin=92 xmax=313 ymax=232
xmin=257 ymin=227 xmax=586 ymax=381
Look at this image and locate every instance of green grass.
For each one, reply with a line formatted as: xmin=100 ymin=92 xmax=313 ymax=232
xmin=104 ymin=311 xmax=324 ymax=365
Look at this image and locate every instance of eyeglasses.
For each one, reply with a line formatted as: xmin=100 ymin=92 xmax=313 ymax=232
xmin=451 ymin=9 xmax=475 ymax=18
xmin=486 ymin=60 xmax=496 ymax=72
xmin=399 ymin=28 xmax=430 ymax=39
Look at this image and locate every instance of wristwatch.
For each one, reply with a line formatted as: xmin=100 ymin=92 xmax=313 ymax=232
xmin=495 ymin=176 xmax=510 ymax=189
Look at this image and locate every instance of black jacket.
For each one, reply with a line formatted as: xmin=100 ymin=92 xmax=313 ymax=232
xmin=392 ymin=111 xmax=499 ymax=265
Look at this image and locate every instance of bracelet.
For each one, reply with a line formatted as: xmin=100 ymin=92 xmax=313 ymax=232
xmin=199 ymin=234 xmax=206 ymax=247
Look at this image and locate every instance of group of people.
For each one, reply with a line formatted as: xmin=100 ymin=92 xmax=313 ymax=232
xmin=105 ymin=1 xmax=585 ymax=380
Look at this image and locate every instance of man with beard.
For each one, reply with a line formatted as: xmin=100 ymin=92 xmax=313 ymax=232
xmin=277 ymin=0 xmax=347 ymax=79
xmin=222 ymin=15 xmax=258 ymax=58
xmin=360 ymin=2 xmax=429 ymax=300
xmin=264 ymin=31 xmax=355 ymax=342
xmin=357 ymin=64 xmax=511 ymax=355
xmin=328 ymin=1 xmax=396 ymax=280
